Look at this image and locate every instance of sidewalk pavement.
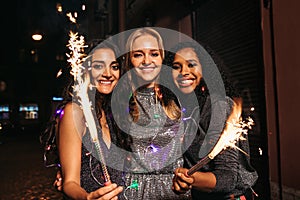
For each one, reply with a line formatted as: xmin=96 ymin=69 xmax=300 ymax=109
xmin=0 ymin=128 xmax=64 ymax=200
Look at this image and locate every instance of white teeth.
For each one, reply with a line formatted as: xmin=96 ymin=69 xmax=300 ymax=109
xmin=99 ymin=80 xmax=112 ymax=84
xmin=180 ymin=80 xmax=193 ymax=84
xmin=142 ymin=68 xmax=154 ymax=71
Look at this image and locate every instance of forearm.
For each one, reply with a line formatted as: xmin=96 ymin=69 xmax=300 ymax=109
xmin=63 ymin=181 xmax=88 ymax=200
xmin=59 ymin=103 xmax=87 ymax=199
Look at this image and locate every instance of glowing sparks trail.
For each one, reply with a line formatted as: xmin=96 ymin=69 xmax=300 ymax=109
xmin=66 ymin=31 xmax=111 ymax=184
xmin=56 ymin=69 xmax=62 ymax=78
xmin=66 ymin=12 xmax=76 ymax=23
xmin=66 ymin=32 xmax=86 ymax=79
xmin=187 ymin=98 xmax=254 ymax=175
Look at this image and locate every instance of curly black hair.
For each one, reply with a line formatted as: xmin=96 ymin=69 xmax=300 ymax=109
xmin=164 ymin=41 xmax=240 ymax=100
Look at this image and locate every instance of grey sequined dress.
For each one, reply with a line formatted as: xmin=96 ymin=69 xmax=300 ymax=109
xmin=123 ymin=88 xmax=191 ymax=200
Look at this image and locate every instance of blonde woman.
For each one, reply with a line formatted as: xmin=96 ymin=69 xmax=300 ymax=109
xmin=115 ymin=27 xmax=191 ymax=199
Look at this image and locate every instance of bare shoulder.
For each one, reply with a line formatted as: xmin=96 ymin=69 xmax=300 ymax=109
xmin=64 ymin=102 xmax=82 ymax=113
xmin=62 ymin=102 xmax=84 ymax=119
xmin=60 ymin=102 xmax=85 ymax=136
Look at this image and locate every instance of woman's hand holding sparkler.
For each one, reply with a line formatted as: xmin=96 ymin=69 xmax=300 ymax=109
xmin=172 ymin=168 xmax=194 ymax=194
xmin=172 ymin=167 xmax=216 ymax=194
xmin=172 ymin=98 xmax=255 ymax=196
xmin=53 ymin=164 xmax=123 ymax=200
xmin=86 ymin=184 xmax=123 ymax=200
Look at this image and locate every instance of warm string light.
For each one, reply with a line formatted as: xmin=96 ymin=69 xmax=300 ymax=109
xmin=124 ymin=180 xmax=139 ymax=200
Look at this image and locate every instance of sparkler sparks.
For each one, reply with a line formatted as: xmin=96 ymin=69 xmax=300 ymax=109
xmin=187 ymin=98 xmax=254 ymax=175
xmin=66 ymin=12 xmax=77 ymax=23
xmin=56 ymin=69 xmax=62 ymax=78
xmin=66 ymin=31 xmax=87 ymax=80
xmin=66 ymin=27 xmax=110 ymax=183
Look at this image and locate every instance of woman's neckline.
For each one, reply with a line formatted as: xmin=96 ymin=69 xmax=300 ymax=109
xmin=136 ymin=86 xmax=155 ymax=95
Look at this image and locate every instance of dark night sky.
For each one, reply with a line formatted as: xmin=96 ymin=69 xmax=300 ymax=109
xmin=0 ymin=0 xmax=85 ymax=101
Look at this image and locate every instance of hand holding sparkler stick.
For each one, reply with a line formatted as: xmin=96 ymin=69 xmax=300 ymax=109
xmin=66 ymin=30 xmax=111 ymax=184
xmin=187 ymin=98 xmax=254 ymax=176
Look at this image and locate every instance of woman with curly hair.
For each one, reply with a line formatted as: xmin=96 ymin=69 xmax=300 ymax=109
xmin=167 ymin=42 xmax=258 ymax=200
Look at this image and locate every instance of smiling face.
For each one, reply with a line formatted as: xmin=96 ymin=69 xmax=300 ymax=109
xmin=172 ymin=47 xmax=202 ymax=94
xmin=91 ymin=48 xmax=120 ymax=94
xmin=130 ymin=34 xmax=163 ymax=87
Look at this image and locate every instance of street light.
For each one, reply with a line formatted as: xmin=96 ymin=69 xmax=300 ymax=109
xmin=32 ymin=33 xmax=43 ymax=41
xmin=31 ymin=33 xmax=43 ymax=63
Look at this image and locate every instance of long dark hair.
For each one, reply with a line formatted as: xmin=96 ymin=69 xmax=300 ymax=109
xmin=58 ymin=39 xmax=128 ymax=150
xmin=61 ymin=39 xmax=123 ymax=121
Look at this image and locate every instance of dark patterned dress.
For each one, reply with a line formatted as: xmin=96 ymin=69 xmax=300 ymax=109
xmin=80 ymin=115 xmax=125 ymax=199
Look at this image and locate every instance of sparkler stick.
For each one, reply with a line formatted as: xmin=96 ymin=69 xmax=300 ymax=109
xmin=66 ymin=29 xmax=111 ymax=184
xmin=187 ymin=98 xmax=254 ymax=176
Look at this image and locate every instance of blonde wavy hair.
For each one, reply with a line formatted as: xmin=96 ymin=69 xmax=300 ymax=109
xmin=124 ymin=27 xmax=181 ymax=121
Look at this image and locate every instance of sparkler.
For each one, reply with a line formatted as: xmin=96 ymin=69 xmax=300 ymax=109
xmin=187 ymin=98 xmax=254 ymax=175
xmin=66 ymin=15 xmax=111 ymax=184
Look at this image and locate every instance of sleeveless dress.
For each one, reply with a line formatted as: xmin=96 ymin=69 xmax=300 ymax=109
xmin=80 ymin=114 xmax=125 ymax=197
xmin=123 ymin=88 xmax=191 ymax=200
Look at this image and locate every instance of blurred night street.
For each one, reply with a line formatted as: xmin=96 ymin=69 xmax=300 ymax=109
xmin=0 ymin=127 xmax=64 ymax=200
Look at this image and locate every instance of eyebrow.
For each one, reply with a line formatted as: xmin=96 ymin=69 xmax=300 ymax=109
xmin=186 ymin=59 xmax=198 ymax=63
xmin=172 ymin=61 xmax=181 ymax=65
xmin=110 ymin=61 xmax=119 ymax=65
xmin=92 ymin=60 xmax=119 ymax=66
xmin=173 ymin=59 xmax=198 ymax=63
xmin=92 ymin=60 xmax=105 ymax=64
xmin=132 ymin=49 xmax=160 ymax=53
